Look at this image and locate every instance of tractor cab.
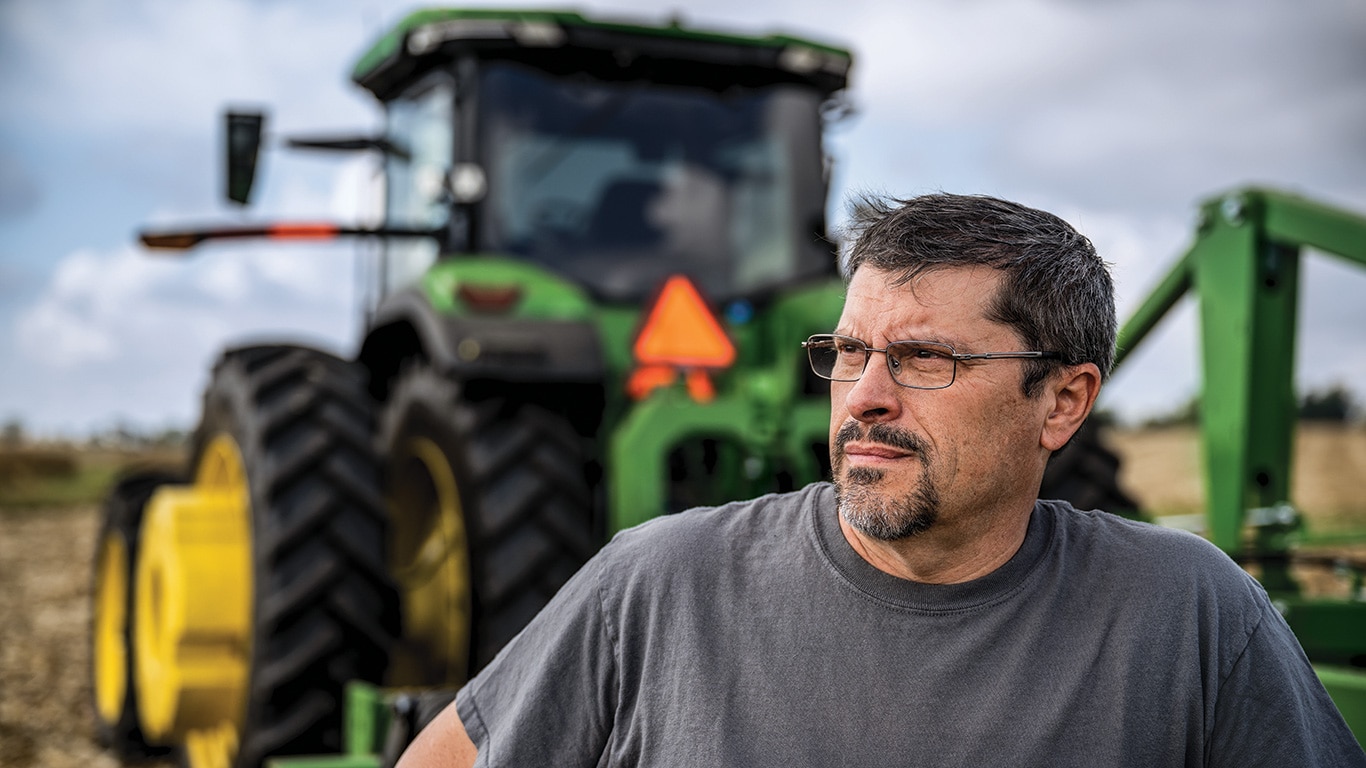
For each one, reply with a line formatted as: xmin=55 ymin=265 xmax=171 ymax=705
xmin=359 ymin=10 xmax=851 ymax=304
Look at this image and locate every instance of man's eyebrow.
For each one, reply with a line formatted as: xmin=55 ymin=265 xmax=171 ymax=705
xmin=887 ymin=331 xmax=962 ymax=349
xmin=904 ymin=332 xmax=959 ymax=347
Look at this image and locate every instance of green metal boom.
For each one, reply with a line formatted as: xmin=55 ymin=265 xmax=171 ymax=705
xmin=1115 ymin=187 xmax=1366 ymax=558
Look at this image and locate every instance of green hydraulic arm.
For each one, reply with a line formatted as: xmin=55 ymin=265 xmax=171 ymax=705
xmin=1115 ymin=187 xmax=1366 ymax=561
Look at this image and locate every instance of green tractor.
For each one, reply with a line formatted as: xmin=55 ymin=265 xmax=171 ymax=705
xmin=90 ymin=9 xmax=872 ymax=768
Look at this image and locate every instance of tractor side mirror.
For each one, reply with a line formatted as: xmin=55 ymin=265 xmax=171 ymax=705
xmin=225 ymin=111 xmax=265 ymax=205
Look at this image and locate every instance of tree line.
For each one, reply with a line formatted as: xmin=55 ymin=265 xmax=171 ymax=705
xmin=1130 ymin=384 xmax=1359 ymax=429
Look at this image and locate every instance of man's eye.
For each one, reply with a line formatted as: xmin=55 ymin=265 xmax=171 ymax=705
xmin=837 ymin=342 xmax=863 ymax=355
xmin=893 ymin=344 xmax=952 ymax=368
xmin=900 ymin=344 xmax=946 ymax=359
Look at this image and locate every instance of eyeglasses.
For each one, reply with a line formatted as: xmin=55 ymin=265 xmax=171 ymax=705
xmin=802 ymin=334 xmax=1062 ymax=390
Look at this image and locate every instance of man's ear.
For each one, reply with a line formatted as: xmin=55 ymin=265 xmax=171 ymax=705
xmin=1040 ymin=363 xmax=1102 ymax=452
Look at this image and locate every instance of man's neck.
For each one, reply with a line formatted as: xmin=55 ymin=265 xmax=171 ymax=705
xmin=837 ymin=503 xmax=1034 ymax=584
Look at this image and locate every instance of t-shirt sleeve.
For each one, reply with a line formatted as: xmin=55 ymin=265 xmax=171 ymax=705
xmin=1207 ymin=599 xmax=1366 ymax=767
xmin=455 ymin=549 xmax=618 ymax=767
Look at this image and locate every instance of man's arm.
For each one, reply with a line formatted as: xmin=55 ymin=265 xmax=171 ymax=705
xmin=395 ymin=701 xmax=478 ymax=768
xmin=392 ymin=540 xmax=619 ymax=766
xmin=1208 ymin=601 xmax=1366 ymax=766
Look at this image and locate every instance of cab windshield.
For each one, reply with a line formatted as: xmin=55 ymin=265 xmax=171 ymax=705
xmin=477 ymin=61 xmax=829 ymax=302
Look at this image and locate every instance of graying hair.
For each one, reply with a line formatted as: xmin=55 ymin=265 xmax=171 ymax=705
xmin=841 ymin=192 xmax=1116 ymax=397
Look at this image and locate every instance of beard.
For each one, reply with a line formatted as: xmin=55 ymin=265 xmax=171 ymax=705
xmin=832 ymin=421 xmax=941 ymax=541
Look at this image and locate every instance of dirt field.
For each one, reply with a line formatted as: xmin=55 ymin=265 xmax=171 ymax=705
xmin=0 ymin=504 xmax=157 ymax=768
xmin=2 ymin=427 xmax=1363 ymax=767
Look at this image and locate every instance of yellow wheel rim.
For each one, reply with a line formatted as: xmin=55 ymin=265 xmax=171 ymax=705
xmin=134 ymin=433 xmax=253 ymax=764
xmin=388 ymin=435 xmax=472 ymax=685
xmin=94 ymin=532 xmax=130 ymax=724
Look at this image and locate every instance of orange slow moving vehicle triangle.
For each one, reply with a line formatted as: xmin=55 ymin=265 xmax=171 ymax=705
xmin=633 ymin=275 xmax=736 ymax=368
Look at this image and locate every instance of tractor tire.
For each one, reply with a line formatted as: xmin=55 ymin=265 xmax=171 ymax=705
xmin=377 ymin=363 xmax=597 ymax=685
xmin=186 ymin=345 xmax=397 ymax=768
xmin=91 ymin=469 xmax=179 ymax=759
xmin=1040 ymin=419 xmax=1139 ymax=516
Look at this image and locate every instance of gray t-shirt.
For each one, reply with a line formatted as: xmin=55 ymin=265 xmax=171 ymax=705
xmin=456 ymin=483 xmax=1364 ymax=767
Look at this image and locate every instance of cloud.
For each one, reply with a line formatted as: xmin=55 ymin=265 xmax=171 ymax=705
xmin=829 ymin=0 xmax=1366 ymax=215
xmin=15 ymin=240 xmax=357 ymax=369
xmin=18 ymin=248 xmax=131 ymax=366
xmin=0 ymin=0 xmax=379 ymax=138
xmin=7 ymin=236 xmax=362 ymax=435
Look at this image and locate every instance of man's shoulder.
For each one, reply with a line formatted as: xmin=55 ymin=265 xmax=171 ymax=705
xmin=593 ymin=483 xmax=831 ymax=580
xmin=612 ymin=483 xmax=829 ymax=551
xmin=1040 ymin=500 xmax=1262 ymax=598
xmin=1039 ymin=500 xmax=1273 ymax=654
xmin=1044 ymin=499 xmax=1222 ymax=556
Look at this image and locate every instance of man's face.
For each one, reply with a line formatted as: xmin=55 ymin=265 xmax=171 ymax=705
xmin=830 ymin=265 xmax=1054 ymax=541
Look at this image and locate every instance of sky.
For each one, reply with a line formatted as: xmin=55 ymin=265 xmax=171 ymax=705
xmin=2 ymin=0 xmax=1364 ymax=437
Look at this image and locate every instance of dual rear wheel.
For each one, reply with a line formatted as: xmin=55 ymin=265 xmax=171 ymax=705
xmin=91 ymin=349 xmax=596 ymax=767
xmin=92 ymin=346 xmax=396 ymax=768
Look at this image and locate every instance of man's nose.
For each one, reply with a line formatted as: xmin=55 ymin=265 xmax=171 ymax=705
xmin=841 ymin=351 xmax=902 ymax=423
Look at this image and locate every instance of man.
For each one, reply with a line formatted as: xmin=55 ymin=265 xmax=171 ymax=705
xmin=400 ymin=193 xmax=1365 ymax=766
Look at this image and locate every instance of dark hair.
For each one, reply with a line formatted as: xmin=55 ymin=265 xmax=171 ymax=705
xmin=841 ymin=192 xmax=1116 ymax=397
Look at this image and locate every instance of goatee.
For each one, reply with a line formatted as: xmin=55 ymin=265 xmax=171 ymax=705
xmin=833 ymin=421 xmax=941 ymax=541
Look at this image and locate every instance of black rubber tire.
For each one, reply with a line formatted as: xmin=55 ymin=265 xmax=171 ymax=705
xmin=90 ymin=469 xmax=179 ymax=759
xmin=192 ymin=345 xmax=397 ymax=768
xmin=377 ymin=363 xmax=597 ymax=680
xmin=1040 ymin=420 xmax=1140 ymax=516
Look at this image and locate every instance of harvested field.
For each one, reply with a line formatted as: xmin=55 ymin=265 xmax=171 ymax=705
xmin=1108 ymin=423 xmax=1366 ymax=532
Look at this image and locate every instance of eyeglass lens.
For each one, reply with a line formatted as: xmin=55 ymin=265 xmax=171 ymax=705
xmin=806 ymin=336 xmax=956 ymax=388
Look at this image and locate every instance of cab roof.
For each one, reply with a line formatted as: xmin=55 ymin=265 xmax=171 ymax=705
xmin=353 ymin=7 xmax=852 ymax=100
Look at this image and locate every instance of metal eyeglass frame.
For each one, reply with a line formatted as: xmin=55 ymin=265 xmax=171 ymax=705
xmin=802 ymin=333 xmax=1063 ymax=390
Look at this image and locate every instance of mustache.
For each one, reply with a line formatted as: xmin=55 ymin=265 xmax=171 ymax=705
xmin=834 ymin=421 xmax=927 ymax=457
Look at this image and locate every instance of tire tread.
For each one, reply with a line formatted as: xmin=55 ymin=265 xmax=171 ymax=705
xmin=194 ymin=345 xmax=397 ymax=767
